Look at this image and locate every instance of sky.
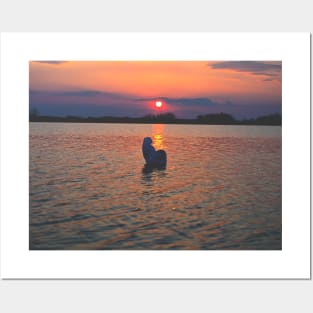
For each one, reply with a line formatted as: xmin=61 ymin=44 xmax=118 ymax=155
xmin=29 ymin=61 xmax=282 ymax=119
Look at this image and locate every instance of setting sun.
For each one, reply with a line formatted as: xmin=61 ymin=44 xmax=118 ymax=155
xmin=155 ymin=101 xmax=163 ymax=108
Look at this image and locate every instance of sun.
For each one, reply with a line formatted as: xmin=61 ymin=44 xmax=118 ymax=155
xmin=155 ymin=101 xmax=163 ymax=108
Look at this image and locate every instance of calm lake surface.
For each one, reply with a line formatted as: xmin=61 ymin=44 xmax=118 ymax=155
xmin=30 ymin=122 xmax=281 ymax=250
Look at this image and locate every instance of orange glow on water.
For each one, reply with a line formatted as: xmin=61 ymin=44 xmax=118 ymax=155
xmin=152 ymin=124 xmax=165 ymax=150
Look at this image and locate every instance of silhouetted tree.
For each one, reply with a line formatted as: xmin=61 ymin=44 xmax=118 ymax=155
xmin=29 ymin=111 xmax=281 ymax=126
xmin=197 ymin=112 xmax=235 ymax=124
xmin=157 ymin=112 xmax=176 ymax=121
xmin=254 ymin=113 xmax=281 ymax=125
xmin=142 ymin=112 xmax=176 ymax=122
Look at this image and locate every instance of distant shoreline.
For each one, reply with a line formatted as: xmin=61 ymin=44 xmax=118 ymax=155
xmin=29 ymin=115 xmax=282 ymax=126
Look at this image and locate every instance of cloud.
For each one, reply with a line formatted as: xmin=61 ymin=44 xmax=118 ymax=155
xmin=29 ymin=102 xmax=148 ymax=118
xmin=29 ymin=88 xmax=141 ymax=115
xmin=251 ymin=72 xmax=277 ymax=77
xmin=209 ymin=61 xmax=281 ymax=78
xmin=58 ymin=90 xmax=104 ymax=97
xmin=30 ymin=89 xmax=131 ymax=99
xmin=167 ymin=97 xmax=215 ymax=107
xmin=135 ymin=95 xmax=281 ymax=119
xmin=136 ymin=97 xmax=215 ymax=108
xmin=32 ymin=61 xmax=68 ymax=65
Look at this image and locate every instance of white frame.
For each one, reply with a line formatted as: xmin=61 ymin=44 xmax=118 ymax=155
xmin=0 ymin=33 xmax=310 ymax=279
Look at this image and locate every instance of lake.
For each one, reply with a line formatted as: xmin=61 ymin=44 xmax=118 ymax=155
xmin=29 ymin=122 xmax=282 ymax=250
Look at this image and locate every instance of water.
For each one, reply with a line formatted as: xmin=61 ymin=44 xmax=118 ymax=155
xmin=30 ymin=122 xmax=281 ymax=250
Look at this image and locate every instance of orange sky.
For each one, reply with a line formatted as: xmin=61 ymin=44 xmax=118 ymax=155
xmin=29 ymin=61 xmax=282 ymax=118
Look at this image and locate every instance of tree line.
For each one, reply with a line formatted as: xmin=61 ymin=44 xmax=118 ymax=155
xmin=29 ymin=110 xmax=282 ymax=126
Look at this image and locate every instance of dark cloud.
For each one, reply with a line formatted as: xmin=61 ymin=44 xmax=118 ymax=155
xmin=29 ymin=89 xmax=142 ymax=117
xmin=136 ymin=97 xmax=215 ymax=108
xmin=58 ymin=90 xmax=104 ymax=97
xmin=209 ymin=61 xmax=282 ymax=78
xmin=135 ymin=96 xmax=281 ymax=119
xmin=32 ymin=61 xmax=68 ymax=65
xmin=167 ymin=97 xmax=215 ymax=107
xmin=29 ymin=103 xmax=148 ymax=118
xmin=30 ymin=89 xmax=131 ymax=99
xmin=252 ymin=72 xmax=277 ymax=77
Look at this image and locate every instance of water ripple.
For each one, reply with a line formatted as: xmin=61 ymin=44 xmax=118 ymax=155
xmin=30 ymin=123 xmax=281 ymax=250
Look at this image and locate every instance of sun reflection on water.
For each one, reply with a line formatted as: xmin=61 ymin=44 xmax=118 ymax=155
xmin=151 ymin=124 xmax=165 ymax=150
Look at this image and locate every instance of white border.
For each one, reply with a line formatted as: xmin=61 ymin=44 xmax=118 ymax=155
xmin=0 ymin=33 xmax=310 ymax=279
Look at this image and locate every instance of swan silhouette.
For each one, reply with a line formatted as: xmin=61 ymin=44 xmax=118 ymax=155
xmin=142 ymin=137 xmax=167 ymax=168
